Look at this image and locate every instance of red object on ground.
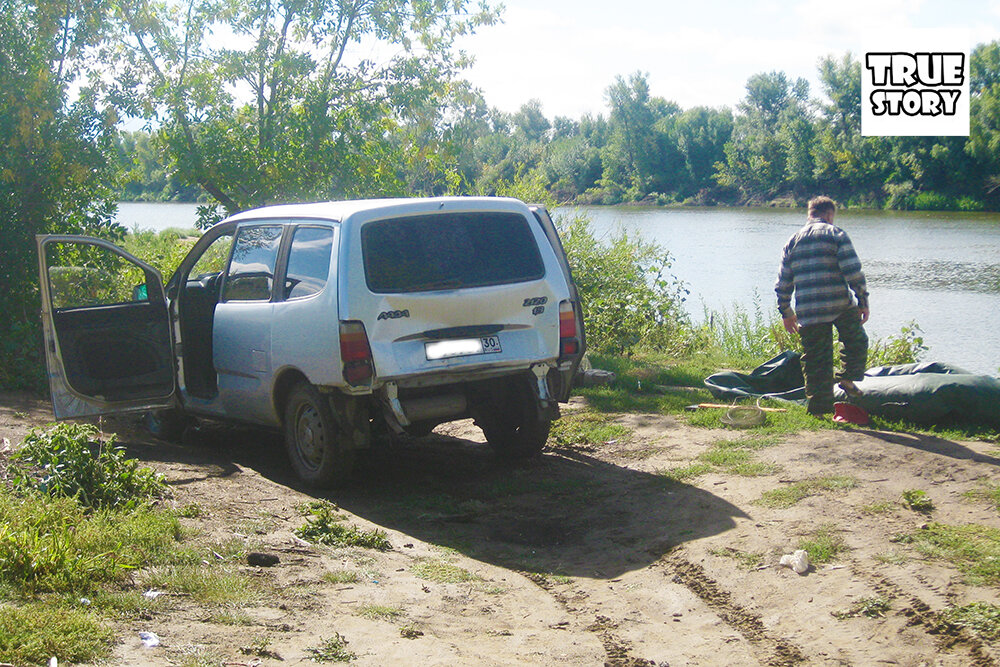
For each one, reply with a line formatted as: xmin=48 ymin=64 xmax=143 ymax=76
xmin=833 ymin=402 xmax=870 ymax=425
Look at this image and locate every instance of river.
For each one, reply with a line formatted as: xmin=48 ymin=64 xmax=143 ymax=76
xmin=116 ymin=201 xmax=1000 ymax=375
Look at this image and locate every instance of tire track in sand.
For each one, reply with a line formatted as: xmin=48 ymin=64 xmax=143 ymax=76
xmin=660 ymin=551 xmax=807 ymax=666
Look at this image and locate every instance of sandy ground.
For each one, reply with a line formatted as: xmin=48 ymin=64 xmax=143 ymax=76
xmin=2 ymin=390 xmax=1000 ymax=666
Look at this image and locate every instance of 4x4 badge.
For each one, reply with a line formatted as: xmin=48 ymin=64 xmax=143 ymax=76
xmin=377 ymin=309 xmax=410 ymax=320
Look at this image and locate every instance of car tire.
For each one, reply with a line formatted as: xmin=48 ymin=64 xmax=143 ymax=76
xmin=478 ymin=380 xmax=551 ymax=460
xmin=143 ymin=409 xmax=191 ymax=442
xmin=284 ymin=382 xmax=355 ymax=487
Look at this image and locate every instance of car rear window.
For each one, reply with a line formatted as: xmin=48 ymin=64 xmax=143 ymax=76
xmin=361 ymin=212 xmax=545 ymax=293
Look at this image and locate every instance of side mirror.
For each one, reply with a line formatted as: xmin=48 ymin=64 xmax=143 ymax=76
xmin=132 ymin=284 xmax=148 ymax=301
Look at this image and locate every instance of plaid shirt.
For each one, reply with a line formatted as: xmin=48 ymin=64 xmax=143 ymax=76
xmin=775 ymin=218 xmax=869 ymax=327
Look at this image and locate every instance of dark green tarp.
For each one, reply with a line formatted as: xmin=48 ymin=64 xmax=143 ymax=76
xmin=705 ymin=352 xmax=1000 ymax=428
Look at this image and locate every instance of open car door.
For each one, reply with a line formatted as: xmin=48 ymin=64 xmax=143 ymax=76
xmin=37 ymin=235 xmax=175 ymax=419
xmin=529 ymin=205 xmax=587 ymax=401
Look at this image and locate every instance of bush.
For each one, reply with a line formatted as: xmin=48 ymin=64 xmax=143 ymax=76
xmin=558 ymin=215 xmax=690 ymax=355
xmin=0 ymin=319 xmax=46 ymax=392
xmin=912 ymin=191 xmax=954 ymax=211
xmin=9 ymin=423 xmax=168 ymax=510
xmin=868 ymin=321 xmax=927 ymax=366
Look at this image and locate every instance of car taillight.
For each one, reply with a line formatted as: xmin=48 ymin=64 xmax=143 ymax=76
xmin=339 ymin=320 xmax=374 ymax=386
xmin=559 ymin=300 xmax=580 ymax=357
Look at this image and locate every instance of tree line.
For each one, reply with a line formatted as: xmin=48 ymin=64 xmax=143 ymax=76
xmin=117 ymin=46 xmax=1000 ymax=216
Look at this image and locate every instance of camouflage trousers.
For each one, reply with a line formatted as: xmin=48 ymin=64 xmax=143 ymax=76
xmin=798 ymin=306 xmax=868 ymax=415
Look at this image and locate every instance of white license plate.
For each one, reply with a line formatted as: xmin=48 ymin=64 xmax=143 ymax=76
xmin=425 ymin=336 xmax=502 ymax=360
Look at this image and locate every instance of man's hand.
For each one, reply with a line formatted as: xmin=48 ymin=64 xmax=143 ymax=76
xmin=783 ymin=314 xmax=799 ymax=335
xmin=860 ymin=307 xmax=870 ymax=324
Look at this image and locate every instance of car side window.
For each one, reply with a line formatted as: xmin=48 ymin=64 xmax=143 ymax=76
xmin=222 ymin=225 xmax=283 ymax=301
xmin=284 ymin=226 xmax=334 ymax=300
xmin=189 ymin=232 xmax=234 ymax=279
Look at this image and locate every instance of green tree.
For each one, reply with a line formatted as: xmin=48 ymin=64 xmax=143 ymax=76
xmin=968 ymin=41 xmax=1000 ymax=206
xmin=1 ymin=0 xmax=122 ymax=389
xmin=716 ymin=71 xmax=812 ymax=202
xmin=115 ymin=0 xmax=499 ymax=224
xmin=671 ymin=106 xmax=733 ymax=197
xmin=601 ymin=72 xmax=664 ymax=200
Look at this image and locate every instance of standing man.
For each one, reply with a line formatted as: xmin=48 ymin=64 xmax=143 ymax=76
xmin=776 ymin=196 xmax=870 ymax=416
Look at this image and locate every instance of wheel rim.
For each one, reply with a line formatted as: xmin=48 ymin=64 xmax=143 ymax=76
xmin=293 ymin=401 xmax=325 ymax=471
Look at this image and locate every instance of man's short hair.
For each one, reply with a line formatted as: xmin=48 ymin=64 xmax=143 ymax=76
xmin=808 ymin=196 xmax=836 ymax=218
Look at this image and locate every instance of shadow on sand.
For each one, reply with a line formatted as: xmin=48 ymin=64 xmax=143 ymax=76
xmin=118 ymin=420 xmax=749 ymax=579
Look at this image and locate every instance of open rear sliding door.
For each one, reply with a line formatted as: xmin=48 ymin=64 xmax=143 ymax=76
xmin=36 ymin=235 xmax=175 ymax=419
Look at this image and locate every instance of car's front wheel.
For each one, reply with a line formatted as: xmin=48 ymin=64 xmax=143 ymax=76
xmin=284 ymin=382 xmax=355 ymax=487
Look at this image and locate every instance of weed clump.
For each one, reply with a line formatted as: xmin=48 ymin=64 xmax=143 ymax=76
xmin=9 ymin=423 xmax=167 ymax=510
xmin=296 ymin=503 xmax=391 ymax=551
xmin=940 ymin=602 xmax=1000 ymax=640
xmin=832 ymin=595 xmax=892 ymax=619
xmin=306 ymin=633 xmax=356 ymax=662
xmin=902 ymin=489 xmax=934 ymax=513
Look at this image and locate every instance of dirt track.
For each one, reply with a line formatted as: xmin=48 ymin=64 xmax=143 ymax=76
xmin=3 ymin=391 xmax=1000 ymax=666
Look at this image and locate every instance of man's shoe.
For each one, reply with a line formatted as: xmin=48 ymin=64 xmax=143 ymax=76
xmin=838 ymin=380 xmax=863 ymax=397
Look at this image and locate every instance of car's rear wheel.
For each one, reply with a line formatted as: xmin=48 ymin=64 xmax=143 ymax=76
xmin=284 ymin=382 xmax=355 ymax=487
xmin=477 ymin=379 xmax=551 ymax=460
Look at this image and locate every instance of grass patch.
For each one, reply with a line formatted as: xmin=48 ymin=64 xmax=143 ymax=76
xmin=861 ymin=501 xmax=897 ymax=515
xmin=210 ymin=608 xmax=254 ymax=626
xmin=798 ymin=525 xmax=848 ymax=564
xmin=549 ymin=411 xmax=631 ymax=448
xmin=901 ymin=523 xmax=1000 ymax=586
xmin=658 ymin=462 xmax=713 ymax=483
xmin=755 ymin=475 xmax=858 ymax=509
xmin=832 ymin=595 xmax=892 ymax=620
xmin=357 ymin=604 xmax=403 ymax=621
xmin=685 ymin=402 xmax=823 ymax=435
xmin=0 ymin=601 xmax=114 ymax=666
xmin=323 ymin=569 xmax=361 ymax=584
xmin=710 ymin=547 xmax=765 ymax=570
xmin=902 ymin=489 xmax=934 ymax=513
xmin=0 ymin=488 xmax=181 ymax=595
xmin=143 ymin=564 xmax=262 ymax=605
xmin=296 ymin=503 xmax=391 ymax=551
xmin=177 ymin=502 xmax=203 ymax=518
xmin=306 ymin=634 xmax=356 ymax=662
xmin=699 ymin=447 xmax=754 ymax=467
xmin=963 ymin=484 xmax=1000 ymax=511
xmin=940 ymin=602 xmax=1000 ymax=640
xmin=411 ymin=559 xmax=480 ymax=584
xmin=873 ymin=550 xmax=908 ymax=565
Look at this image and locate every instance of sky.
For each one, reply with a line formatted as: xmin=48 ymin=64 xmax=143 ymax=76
xmin=454 ymin=0 xmax=1000 ymax=119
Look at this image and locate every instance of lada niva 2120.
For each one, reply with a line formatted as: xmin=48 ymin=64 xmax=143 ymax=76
xmin=37 ymin=197 xmax=586 ymax=486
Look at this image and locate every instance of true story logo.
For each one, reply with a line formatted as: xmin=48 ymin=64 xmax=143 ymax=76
xmin=861 ymin=46 xmax=970 ymax=137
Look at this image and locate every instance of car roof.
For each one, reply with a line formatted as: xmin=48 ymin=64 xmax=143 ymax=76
xmin=223 ymin=197 xmax=533 ymax=226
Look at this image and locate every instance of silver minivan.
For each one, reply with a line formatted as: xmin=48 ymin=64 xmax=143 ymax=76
xmin=37 ymin=197 xmax=586 ymax=486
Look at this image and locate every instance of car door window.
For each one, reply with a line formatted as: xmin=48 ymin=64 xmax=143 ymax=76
xmin=45 ymin=241 xmax=158 ymax=310
xmin=222 ymin=225 xmax=283 ymax=301
xmin=284 ymin=226 xmax=333 ymax=299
